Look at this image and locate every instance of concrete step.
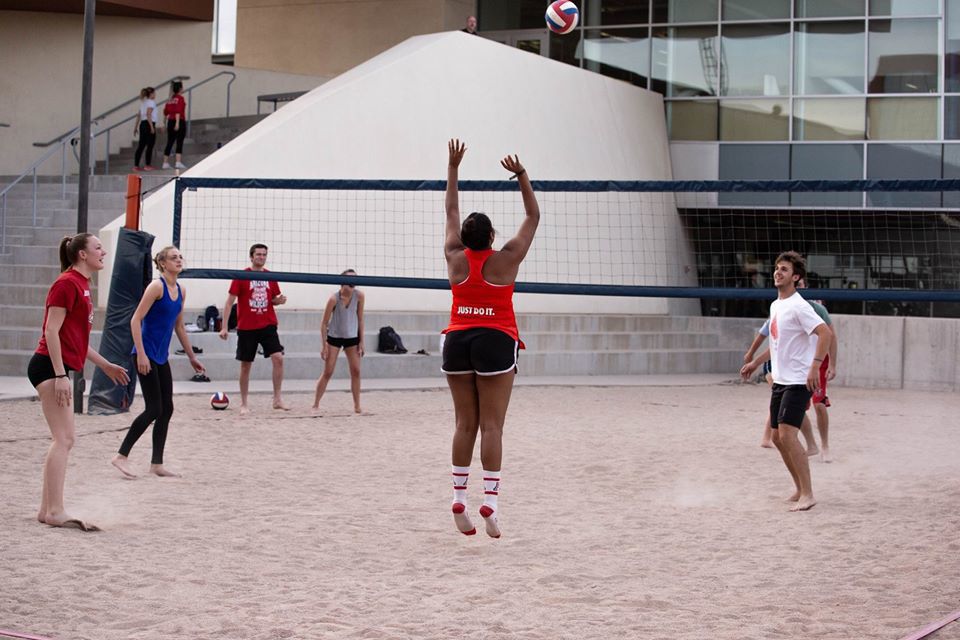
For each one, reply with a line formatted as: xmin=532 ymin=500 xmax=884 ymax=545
xmin=0 ymin=305 xmax=47 ymax=327
xmin=3 ymin=264 xmax=67 ymax=284
xmin=0 ymin=347 xmax=737 ymax=381
xmin=4 ymin=283 xmax=98 ymax=306
xmin=0 ymin=326 xmax=721 ymax=356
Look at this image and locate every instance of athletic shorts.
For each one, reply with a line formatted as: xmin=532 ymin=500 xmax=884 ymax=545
xmin=236 ymin=325 xmax=284 ymax=362
xmin=761 ymin=360 xmax=772 ymax=376
xmin=770 ymin=383 xmax=812 ymax=429
xmin=441 ymin=328 xmax=519 ymax=376
xmin=809 ymin=355 xmax=831 ymax=407
xmin=327 ymin=335 xmax=360 ymax=349
xmin=27 ymin=353 xmax=74 ymax=388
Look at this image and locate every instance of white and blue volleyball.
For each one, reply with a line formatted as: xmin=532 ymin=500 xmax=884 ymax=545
xmin=210 ymin=392 xmax=230 ymax=410
xmin=546 ymin=1 xmax=579 ymax=35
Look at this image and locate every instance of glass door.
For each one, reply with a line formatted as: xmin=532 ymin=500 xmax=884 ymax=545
xmin=482 ymin=29 xmax=550 ymax=57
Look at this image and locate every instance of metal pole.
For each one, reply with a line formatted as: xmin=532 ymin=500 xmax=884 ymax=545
xmin=76 ymin=0 xmax=96 ymax=414
xmin=77 ymin=0 xmax=95 ymax=235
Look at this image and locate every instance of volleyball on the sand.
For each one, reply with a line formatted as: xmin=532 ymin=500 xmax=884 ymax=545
xmin=210 ymin=392 xmax=229 ymax=410
xmin=546 ymin=1 xmax=579 ymax=34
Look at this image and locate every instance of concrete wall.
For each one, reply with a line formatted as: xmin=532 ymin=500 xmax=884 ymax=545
xmin=235 ymin=0 xmax=474 ymax=77
xmin=0 ymin=11 xmax=328 ymax=176
xmin=738 ymin=314 xmax=960 ymax=392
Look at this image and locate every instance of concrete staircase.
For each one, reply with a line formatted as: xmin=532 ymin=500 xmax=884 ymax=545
xmin=0 ymin=116 xmax=268 ymax=376
xmin=94 ymin=115 xmax=266 ymax=174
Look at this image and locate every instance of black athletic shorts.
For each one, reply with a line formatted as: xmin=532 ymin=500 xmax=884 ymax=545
xmin=236 ymin=325 xmax=284 ymax=362
xmin=769 ymin=383 xmax=812 ymax=429
xmin=27 ymin=353 xmax=74 ymax=388
xmin=441 ymin=327 xmax=519 ymax=376
xmin=327 ymin=336 xmax=360 ymax=349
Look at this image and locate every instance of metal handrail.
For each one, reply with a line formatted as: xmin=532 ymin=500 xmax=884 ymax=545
xmin=33 ymin=75 xmax=189 ymax=148
xmin=86 ymin=71 xmax=235 ymax=174
xmin=0 ymin=123 xmax=9 ymax=128
xmin=1 ymin=70 xmax=236 ymax=254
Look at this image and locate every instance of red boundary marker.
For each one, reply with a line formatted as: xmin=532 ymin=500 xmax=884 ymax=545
xmin=898 ymin=608 xmax=960 ymax=640
xmin=0 ymin=630 xmax=55 ymax=640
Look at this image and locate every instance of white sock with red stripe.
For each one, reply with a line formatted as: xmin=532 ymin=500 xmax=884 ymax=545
xmin=479 ymin=469 xmax=501 ymax=538
xmin=451 ymin=465 xmax=475 ymax=535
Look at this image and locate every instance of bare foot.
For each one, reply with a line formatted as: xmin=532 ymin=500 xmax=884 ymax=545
xmin=37 ymin=511 xmax=46 ymax=523
xmin=273 ymin=401 xmax=290 ymax=411
xmin=149 ymin=464 xmax=181 ymax=478
xmin=354 ymin=406 xmax=362 ymax=414
xmin=111 ymin=454 xmax=138 ymax=479
xmin=760 ymin=439 xmax=774 ymax=449
xmin=790 ymin=496 xmax=817 ymax=512
xmin=820 ymin=448 xmax=832 ymax=463
xmin=806 ymin=446 xmax=820 ymax=457
xmin=240 ymin=405 xmax=251 ymax=416
xmin=785 ymin=490 xmax=800 ymax=502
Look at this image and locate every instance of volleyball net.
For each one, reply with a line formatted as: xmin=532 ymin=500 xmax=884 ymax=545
xmin=172 ymin=177 xmax=960 ymax=308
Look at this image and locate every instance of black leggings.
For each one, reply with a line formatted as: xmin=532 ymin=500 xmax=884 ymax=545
xmin=118 ymin=359 xmax=173 ymax=464
xmin=134 ymin=120 xmax=155 ymax=167
xmin=163 ymin=118 xmax=186 ymax=156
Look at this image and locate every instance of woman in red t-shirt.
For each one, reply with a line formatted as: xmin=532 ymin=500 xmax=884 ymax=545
xmin=161 ymin=80 xmax=188 ymax=170
xmin=28 ymin=233 xmax=130 ymax=531
xmin=441 ymin=139 xmax=540 ymax=539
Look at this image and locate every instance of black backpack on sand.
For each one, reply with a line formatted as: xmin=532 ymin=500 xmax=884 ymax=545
xmin=377 ymin=326 xmax=408 ymax=354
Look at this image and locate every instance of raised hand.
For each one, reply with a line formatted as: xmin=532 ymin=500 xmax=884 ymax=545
xmin=500 ymin=154 xmax=525 ymax=176
xmin=448 ymin=139 xmax=467 ymax=168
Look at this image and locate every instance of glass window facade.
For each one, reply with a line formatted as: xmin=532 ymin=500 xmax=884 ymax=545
xmin=867 ymin=144 xmax=942 ymax=207
xmin=870 ymin=0 xmax=939 ymax=17
xmin=581 ymin=28 xmax=649 ymax=88
xmin=720 ymin=99 xmax=789 ymax=140
xmin=718 ymin=144 xmax=789 ymax=206
xmin=584 ymin=0 xmax=650 ymax=26
xmin=795 ymin=0 xmax=865 ymax=19
xmin=721 ymin=24 xmax=790 ymax=96
xmin=668 ymin=101 xmax=718 ymax=140
xmin=795 ymin=21 xmax=864 ymax=95
xmin=794 ymin=98 xmax=865 ymax=140
xmin=651 ymin=26 xmax=718 ymax=96
xmin=652 ymin=0 xmax=719 ymax=23
xmin=868 ymin=20 xmax=939 ymax=93
xmin=791 ymin=144 xmax=864 ymax=207
xmin=867 ymin=97 xmax=939 ymax=140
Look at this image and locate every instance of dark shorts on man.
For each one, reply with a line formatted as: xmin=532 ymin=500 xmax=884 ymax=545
xmin=327 ymin=336 xmax=360 ymax=349
xmin=769 ymin=383 xmax=812 ymax=429
xmin=441 ymin=327 xmax=518 ymax=376
xmin=236 ymin=324 xmax=284 ymax=362
xmin=27 ymin=353 xmax=74 ymax=388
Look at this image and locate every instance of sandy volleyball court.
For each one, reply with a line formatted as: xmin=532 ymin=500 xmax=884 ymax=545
xmin=1 ymin=382 xmax=958 ymax=640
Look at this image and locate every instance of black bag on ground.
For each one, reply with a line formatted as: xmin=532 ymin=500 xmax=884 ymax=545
xmin=377 ymin=326 xmax=407 ymax=354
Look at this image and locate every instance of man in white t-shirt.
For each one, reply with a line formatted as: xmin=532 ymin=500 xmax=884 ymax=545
xmin=741 ymin=251 xmax=831 ymax=512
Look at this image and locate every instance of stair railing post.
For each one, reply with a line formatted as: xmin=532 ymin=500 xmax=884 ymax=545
xmin=1 ymin=192 xmax=6 ymax=255
xmin=105 ymin=129 xmax=110 ymax=174
xmin=61 ymin=140 xmax=67 ymax=200
xmin=32 ymin=168 xmax=37 ymax=226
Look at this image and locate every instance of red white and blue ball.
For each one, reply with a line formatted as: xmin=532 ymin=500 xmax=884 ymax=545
xmin=546 ymin=1 xmax=579 ymax=35
xmin=210 ymin=392 xmax=230 ymax=410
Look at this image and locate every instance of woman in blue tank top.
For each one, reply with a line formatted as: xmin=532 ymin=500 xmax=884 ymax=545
xmin=111 ymin=247 xmax=204 ymax=478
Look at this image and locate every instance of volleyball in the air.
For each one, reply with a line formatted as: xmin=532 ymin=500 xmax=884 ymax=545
xmin=546 ymin=1 xmax=579 ymax=34
xmin=210 ymin=392 xmax=230 ymax=410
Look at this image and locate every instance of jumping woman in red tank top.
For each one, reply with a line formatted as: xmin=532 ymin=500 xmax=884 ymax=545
xmin=442 ymin=139 xmax=540 ymax=539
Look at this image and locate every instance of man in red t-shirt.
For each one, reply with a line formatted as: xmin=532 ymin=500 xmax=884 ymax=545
xmin=219 ymin=243 xmax=288 ymax=414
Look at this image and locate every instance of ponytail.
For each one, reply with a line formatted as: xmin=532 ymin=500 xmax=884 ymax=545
xmin=59 ymin=233 xmax=94 ymax=272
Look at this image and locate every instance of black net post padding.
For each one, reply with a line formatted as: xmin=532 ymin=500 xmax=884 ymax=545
xmin=88 ymin=228 xmax=155 ymax=415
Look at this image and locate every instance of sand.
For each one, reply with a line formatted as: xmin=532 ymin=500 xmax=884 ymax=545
xmin=1 ymin=382 xmax=958 ymax=640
